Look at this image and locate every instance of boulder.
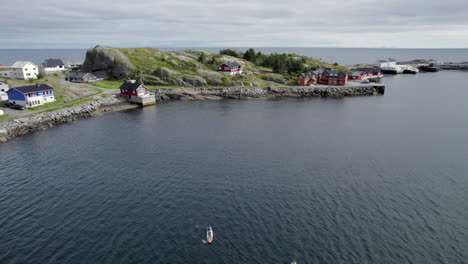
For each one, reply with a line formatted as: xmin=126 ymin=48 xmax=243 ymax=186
xmin=82 ymin=46 xmax=136 ymax=78
xmin=153 ymin=67 xmax=190 ymax=86
xmin=143 ymin=76 xmax=166 ymax=86
xmin=196 ymin=70 xmax=224 ymax=85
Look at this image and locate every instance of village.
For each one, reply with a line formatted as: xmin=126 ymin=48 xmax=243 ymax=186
xmin=0 ymin=53 xmax=441 ymax=120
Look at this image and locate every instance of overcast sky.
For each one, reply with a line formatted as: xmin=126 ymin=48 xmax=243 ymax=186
xmin=1 ymin=0 xmax=467 ymax=49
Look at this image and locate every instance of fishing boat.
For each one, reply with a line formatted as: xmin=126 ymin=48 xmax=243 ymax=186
xmin=419 ymin=63 xmax=440 ymax=72
xmin=207 ymin=226 xmax=213 ymax=244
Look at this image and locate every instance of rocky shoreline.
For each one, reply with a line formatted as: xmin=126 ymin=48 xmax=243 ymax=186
xmin=0 ymin=85 xmax=385 ymax=144
xmin=155 ymin=84 xmax=385 ymax=101
xmin=0 ymin=95 xmax=138 ymax=144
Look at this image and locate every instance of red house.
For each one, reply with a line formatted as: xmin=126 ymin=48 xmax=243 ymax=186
xmin=217 ymin=61 xmax=243 ymax=75
xmin=119 ymin=80 xmax=149 ymax=97
xmin=349 ymin=71 xmax=367 ymax=80
xmin=319 ymin=70 xmax=348 ymax=86
xmin=297 ymin=72 xmax=318 ymax=86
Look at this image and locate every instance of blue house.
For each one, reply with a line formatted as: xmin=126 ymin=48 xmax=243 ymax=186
xmin=7 ymin=84 xmax=55 ymax=108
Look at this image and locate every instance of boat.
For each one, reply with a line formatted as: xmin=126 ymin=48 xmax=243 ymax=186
xmin=403 ymin=67 xmax=419 ymax=74
xmin=207 ymin=226 xmax=213 ymax=244
xmin=378 ymin=59 xmax=404 ymax=74
xmin=419 ymin=63 xmax=440 ymax=72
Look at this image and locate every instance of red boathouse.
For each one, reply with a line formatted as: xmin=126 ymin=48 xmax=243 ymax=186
xmin=120 ymin=80 xmax=149 ymax=97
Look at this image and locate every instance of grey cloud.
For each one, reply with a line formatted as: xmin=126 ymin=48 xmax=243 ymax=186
xmin=0 ymin=0 xmax=467 ymax=48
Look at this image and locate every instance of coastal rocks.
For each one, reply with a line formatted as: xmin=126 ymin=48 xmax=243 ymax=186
xmin=439 ymin=63 xmax=468 ymax=70
xmin=154 ymin=85 xmax=385 ymax=102
xmin=82 ymin=46 xmax=136 ymax=78
xmin=0 ymin=95 xmax=136 ymax=144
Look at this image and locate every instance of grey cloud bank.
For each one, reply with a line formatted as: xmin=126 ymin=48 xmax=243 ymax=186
xmin=1 ymin=0 xmax=467 ymax=48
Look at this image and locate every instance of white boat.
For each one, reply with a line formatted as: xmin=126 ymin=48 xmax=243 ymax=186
xmin=207 ymin=226 xmax=213 ymax=244
xmin=403 ymin=66 xmax=419 ymax=74
xmin=378 ymin=59 xmax=404 ymax=74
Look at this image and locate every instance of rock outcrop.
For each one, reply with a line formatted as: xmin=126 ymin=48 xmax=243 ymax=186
xmin=182 ymin=75 xmax=208 ymax=86
xmin=82 ymin=46 xmax=136 ymax=78
xmin=153 ymin=67 xmax=190 ymax=86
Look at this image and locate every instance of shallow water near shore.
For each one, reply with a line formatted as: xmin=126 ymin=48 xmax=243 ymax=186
xmin=0 ymin=71 xmax=467 ymax=264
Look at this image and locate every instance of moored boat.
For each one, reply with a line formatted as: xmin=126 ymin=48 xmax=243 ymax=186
xmin=419 ymin=63 xmax=440 ymax=72
xmin=403 ymin=67 xmax=419 ymax=74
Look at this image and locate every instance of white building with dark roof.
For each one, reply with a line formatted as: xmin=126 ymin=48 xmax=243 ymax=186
xmin=10 ymin=61 xmax=39 ymax=80
xmin=41 ymin=59 xmax=66 ymax=74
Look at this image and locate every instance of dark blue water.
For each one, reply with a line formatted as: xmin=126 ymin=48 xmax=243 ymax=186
xmin=0 ymin=71 xmax=467 ymax=264
xmin=2 ymin=48 xmax=468 ymax=65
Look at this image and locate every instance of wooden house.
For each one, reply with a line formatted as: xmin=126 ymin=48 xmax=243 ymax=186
xmin=218 ymin=61 xmax=243 ymax=75
xmin=67 ymin=72 xmax=99 ymax=83
xmin=120 ymin=80 xmax=149 ymax=98
xmin=297 ymin=72 xmax=318 ymax=86
xmin=320 ymin=70 xmax=348 ymax=86
xmin=7 ymin=84 xmax=55 ymax=107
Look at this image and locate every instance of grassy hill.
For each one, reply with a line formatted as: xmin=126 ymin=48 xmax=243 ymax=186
xmin=85 ymin=46 xmax=345 ymax=88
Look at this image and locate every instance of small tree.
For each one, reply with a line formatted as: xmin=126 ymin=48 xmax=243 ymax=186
xmin=36 ymin=72 xmax=44 ymax=79
xmin=198 ymin=52 xmax=207 ymax=63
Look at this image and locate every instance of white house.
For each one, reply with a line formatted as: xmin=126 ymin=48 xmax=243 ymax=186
xmin=10 ymin=61 xmax=39 ymax=80
xmin=41 ymin=59 xmax=66 ymax=74
xmin=0 ymin=81 xmax=9 ymax=101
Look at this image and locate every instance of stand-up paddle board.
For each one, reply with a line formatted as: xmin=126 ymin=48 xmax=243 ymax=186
xmin=207 ymin=226 xmax=214 ymax=244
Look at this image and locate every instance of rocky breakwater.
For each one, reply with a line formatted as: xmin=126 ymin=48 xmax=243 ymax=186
xmin=155 ymin=84 xmax=385 ymax=101
xmin=0 ymin=95 xmax=136 ymax=144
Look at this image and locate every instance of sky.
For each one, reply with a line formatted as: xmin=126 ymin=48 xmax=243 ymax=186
xmin=1 ymin=0 xmax=468 ymax=49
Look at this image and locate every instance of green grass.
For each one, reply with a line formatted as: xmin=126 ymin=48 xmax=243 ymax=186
xmin=0 ymin=68 xmax=11 ymax=72
xmin=91 ymin=80 xmax=122 ymax=89
xmin=27 ymin=97 xmax=66 ymax=110
xmin=0 ymin=114 xmax=9 ymax=119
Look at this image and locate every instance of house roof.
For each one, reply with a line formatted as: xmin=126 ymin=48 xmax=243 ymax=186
xmin=351 ymin=71 xmax=363 ymax=76
xmin=11 ymin=61 xmax=33 ymax=68
xmin=43 ymin=59 xmax=64 ymax=68
xmin=324 ymin=70 xmax=347 ymax=77
xmin=119 ymin=82 xmax=146 ymax=90
xmin=299 ymin=72 xmax=318 ymax=78
xmin=220 ymin=61 xmax=241 ymax=68
xmin=12 ymin=84 xmax=54 ymax=93
xmin=68 ymin=72 xmax=96 ymax=79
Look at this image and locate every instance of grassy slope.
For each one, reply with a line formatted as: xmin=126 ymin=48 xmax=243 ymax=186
xmin=101 ymin=47 xmax=345 ymax=86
